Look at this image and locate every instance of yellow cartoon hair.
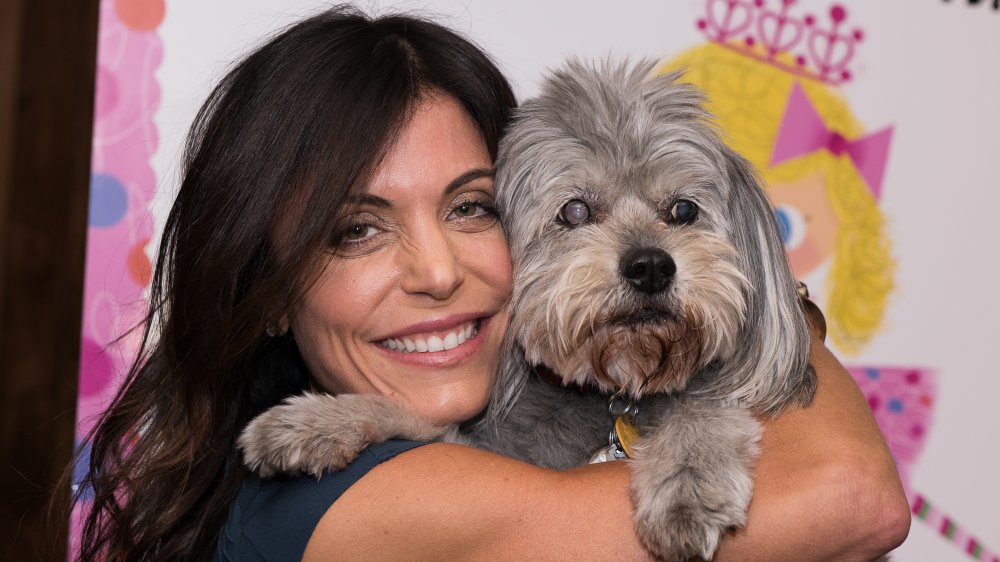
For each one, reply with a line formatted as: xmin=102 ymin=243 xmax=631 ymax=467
xmin=658 ymin=43 xmax=893 ymax=354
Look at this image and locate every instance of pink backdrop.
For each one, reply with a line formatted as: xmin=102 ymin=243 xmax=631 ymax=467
xmin=72 ymin=0 xmax=162 ymax=555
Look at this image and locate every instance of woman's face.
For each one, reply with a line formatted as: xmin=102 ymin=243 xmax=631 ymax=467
xmin=289 ymin=94 xmax=512 ymax=426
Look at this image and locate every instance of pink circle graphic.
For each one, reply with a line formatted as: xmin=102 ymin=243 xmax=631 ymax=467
xmin=78 ymin=338 xmax=115 ymax=397
xmin=94 ymin=65 xmax=119 ymax=120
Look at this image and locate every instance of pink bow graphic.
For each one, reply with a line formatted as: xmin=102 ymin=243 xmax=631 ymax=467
xmin=770 ymin=82 xmax=894 ymax=199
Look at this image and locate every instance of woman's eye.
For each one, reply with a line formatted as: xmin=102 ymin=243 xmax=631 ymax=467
xmin=451 ymin=202 xmax=489 ymax=219
xmin=668 ymin=199 xmax=698 ymax=224
xmin=558 ymin=199 xmax=591 ymax=226
xmin=342 ymin=223 xmax=378 ymax=242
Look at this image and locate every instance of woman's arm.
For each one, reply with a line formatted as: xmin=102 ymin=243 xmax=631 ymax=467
xmin=303 ymin=334 xmax=910 ymax=561
xmin=711 ymin=333 xmax=911 ymax=561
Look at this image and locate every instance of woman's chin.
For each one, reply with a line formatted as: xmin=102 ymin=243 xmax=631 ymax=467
xmin=412 ymin=391 xmax=492 ymax=427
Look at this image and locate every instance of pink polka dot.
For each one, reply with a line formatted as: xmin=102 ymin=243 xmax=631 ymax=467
xmin=94 ymin=66 xmax=119 ymax=120
xmin=830 ymin=5 xmax=847 ymax=23
xmin=79 ymin=338 xmax=115 ymax=397
xmin=867 ymin=394 xmax=881 ymax=410
xmin=905 ymin=370 xmax=921 ymax=384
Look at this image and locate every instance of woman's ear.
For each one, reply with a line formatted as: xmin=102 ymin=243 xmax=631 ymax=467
xmin=265 ymin=315 xmax=291 ymax=338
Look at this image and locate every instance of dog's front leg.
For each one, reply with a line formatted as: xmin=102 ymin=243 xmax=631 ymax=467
xmin=629 ymin=398 xmax=762 ymax=561
xmin=238 ymin=393 xmax=448 ymax=478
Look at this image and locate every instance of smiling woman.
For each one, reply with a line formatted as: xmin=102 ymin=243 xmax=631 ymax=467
xmin=71 ymin=8 xmax=518 ymax=560
xmin=71 ymin=6 xmax=909 ymax=562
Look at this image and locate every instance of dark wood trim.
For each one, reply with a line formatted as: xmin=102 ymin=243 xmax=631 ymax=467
xmin=0 ymin=0 xmax=100 ymax=559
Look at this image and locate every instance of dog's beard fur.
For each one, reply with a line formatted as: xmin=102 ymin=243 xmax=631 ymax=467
xmin=511 ymin=219 xmax=748 ymax=396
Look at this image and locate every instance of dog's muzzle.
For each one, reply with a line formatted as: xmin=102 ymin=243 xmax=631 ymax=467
xmin=620 ymin=247 xmax=675 ymax=294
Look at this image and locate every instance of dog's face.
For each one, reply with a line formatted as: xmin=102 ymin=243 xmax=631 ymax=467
xmin=496 ymin=60 xmax=811 ymax=407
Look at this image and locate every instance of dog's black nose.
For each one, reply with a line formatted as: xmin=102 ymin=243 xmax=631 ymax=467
xmin=620 ymin=248 xmax=675 ymax=294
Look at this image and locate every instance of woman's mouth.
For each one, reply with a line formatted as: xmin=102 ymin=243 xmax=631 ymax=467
xmin=378 ymin=320 xmax=480 ymax=353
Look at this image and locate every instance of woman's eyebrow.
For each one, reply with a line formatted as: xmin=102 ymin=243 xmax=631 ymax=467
xmin=443 ymin=167 xmax=494 ymax=197
xmin=348 ymin=168 xmax=494 ymax=209
xmin=349 ymin=194 xmax=392 ymax=208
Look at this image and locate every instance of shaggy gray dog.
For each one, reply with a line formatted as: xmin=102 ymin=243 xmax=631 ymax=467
xmin=239 ymin=59 xmax=817 ymax=560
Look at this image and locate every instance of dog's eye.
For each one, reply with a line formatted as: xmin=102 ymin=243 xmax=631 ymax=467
xmin=558 ymin=199 xmax=591 ymax=226
xmin=668 ymin=200 xmax=698 ymax=224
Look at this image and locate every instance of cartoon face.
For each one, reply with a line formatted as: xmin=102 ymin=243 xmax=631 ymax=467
xmin=768 ymin=172 xmax=839 ymax=276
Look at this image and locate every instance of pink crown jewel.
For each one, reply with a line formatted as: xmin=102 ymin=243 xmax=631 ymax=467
xmin=697 ymin=0 xmax=864 ymax=85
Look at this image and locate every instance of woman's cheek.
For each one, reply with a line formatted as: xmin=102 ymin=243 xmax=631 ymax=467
xmin=479 ymin=230 xmax=513 ymax=296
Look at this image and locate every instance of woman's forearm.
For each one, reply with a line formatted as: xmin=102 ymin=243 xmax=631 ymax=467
xmin=713 ymin=334 xmax=911 ymax=561
xmin=563 ymin=333 xmax=909 ymax=561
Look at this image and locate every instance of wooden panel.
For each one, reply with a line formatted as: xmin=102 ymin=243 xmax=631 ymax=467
xmin=0 ymin=0 xmax=100 ymax=559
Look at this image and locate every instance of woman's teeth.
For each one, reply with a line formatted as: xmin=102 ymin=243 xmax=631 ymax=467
xmin=380 ymin=321 xmax=479 ymax=353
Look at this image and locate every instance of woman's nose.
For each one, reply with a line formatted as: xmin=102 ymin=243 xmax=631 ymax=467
xmin=399 ymin=226 xmax=465 ymax=299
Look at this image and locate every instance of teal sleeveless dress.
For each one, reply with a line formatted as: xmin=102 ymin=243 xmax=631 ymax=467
xmin=214 ymin=439 xmax=426 ymax=561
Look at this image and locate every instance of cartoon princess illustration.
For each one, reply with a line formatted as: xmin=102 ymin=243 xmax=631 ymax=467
xmin=658 ymin=0 xmax=893 ymax=355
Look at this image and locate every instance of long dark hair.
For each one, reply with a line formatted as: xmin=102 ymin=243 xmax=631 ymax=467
xmin=71 ymin=6 xmax=515 ymax=560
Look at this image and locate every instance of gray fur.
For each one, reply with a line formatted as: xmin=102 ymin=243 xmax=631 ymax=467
xmin=238 ymin=394 xmax=446 ymax=478
xmin=630 ymin=398 xmax=762 ymax=559
xmin=239 ymin=58 xmax=816 ymax=560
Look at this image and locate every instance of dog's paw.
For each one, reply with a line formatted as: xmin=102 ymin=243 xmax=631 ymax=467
xmin=238 ymin=393 xmax=446 ymax=478
xmin=238 ymin=394 xmax=382 ymax=478
xmin=632 ymin=492 xmax=748 ymax=561
xmin=630 ymin=400 xmax=761 ymax=560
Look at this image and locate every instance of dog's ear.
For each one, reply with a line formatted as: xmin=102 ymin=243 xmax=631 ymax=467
xmin=701 ymin=146 xmax=817 ymax=416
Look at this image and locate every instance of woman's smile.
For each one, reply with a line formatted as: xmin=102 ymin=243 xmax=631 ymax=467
xmin=378 ymin=318 xmax=479 ymax=354
xmin=374 ymin=313 xmax=502 ymax=368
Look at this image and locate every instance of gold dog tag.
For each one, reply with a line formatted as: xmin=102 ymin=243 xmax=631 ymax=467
xmin=614 ymin=415 xmax=641 ymax=458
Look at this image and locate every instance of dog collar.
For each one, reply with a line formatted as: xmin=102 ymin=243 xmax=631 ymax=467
xmin=613 ymin=414 xmax=641 ymax=458
xmin=531 ymin=365 xmax=642 ymax=462
xmin=532 ymin=363 xmax=564 ymax=387
xmin=590 ymin=393 xmax=642 ymax=463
